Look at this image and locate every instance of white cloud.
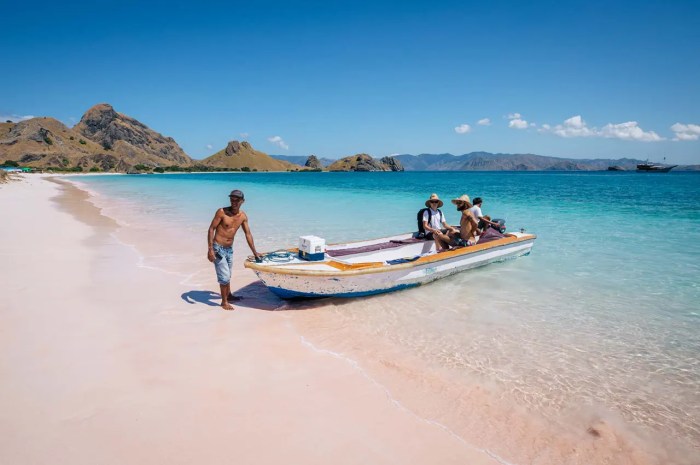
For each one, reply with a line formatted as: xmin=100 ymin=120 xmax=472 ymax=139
xmin=268 ymin=135 xmax=289 ymax=150
xmin=507 ymin=113 xmax=521 ymax=120
xmin=477 ymin=118 xmax=491 ymax=126
xmin=206 ymin=144 xmax=213 ymax=150
xmin=509 ymin=118 xmax=528 ymax=129
xmin=599 ymin=121 xmax=663 ymax=142
xmin=542 ymin=115 xmax=596 ymax=138
xmin=540 ymin=115 xmax=663 ymax=141
xmin=0 ymin=114 xmax=34 ymax=122
xmin=671 ymin=122 xmax=700 ymax=141
xmin=240 ymin=132 xmax=249 ymax=139
xmin=454 ymin=124 xmax=471 ymax=134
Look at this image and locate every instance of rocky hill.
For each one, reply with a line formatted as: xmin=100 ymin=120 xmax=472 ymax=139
xmin=327 ymin=154 xmax=404 ymax=171
xmin=0 ymin=104 xmax=193 ymax=172
xmin=74 ymin=103 xmax=192 ymax=167
xmin=0 ymin=117 xmax=108 ymax=169
xmin=199 ymin=141 xmax=298 ymax=171
xmin=304 ymin=155 xmax=322 ymax=169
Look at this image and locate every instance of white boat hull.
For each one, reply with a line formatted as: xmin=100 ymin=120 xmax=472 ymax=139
xmin=245 ymin=232 xmax=536 ymax=299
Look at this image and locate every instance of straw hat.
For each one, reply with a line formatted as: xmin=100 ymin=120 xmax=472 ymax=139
xmin=425 ymin=193 xmax=444 ymax=208
xmin=451 ymin=194 xmax=471 ymax=206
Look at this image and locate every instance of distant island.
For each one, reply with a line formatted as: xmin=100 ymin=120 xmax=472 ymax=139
xmin=1 ymin=103 xmax=697 ymax=173
xmin=272 ymin=153 xmax=699 ymax=172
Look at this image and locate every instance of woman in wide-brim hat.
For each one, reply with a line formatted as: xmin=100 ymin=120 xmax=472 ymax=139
xmin=425 ymin=193 xmax=444 ymax=208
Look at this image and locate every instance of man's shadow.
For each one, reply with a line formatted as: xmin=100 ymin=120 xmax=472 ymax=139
xmin=181 ymin=281 xmax=285 ymax=311
xmin=180 ymin=281 xmax=365 ymax=311
xmin=180 ymin=290 xmax=222 ymax=307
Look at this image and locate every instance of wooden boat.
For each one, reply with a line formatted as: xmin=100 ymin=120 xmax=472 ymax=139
xmin=244 ymin=231 xmax=536 ymax=299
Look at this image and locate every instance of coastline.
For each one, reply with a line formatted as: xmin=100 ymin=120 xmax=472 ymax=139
xmin=1 ymin=174 xmax=695 ymax=465
xmin=0 ymin=174 xmax=502 ymax=464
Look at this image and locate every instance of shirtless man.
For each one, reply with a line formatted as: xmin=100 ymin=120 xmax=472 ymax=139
xmin=207 ymin=189 xmax=262 ymax=310
xmin=451 ymin=194 xmax=479 ymax=246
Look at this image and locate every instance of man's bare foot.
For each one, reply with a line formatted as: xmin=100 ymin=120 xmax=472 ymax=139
xmin=221 ymin=302 xmax=235 ymax=311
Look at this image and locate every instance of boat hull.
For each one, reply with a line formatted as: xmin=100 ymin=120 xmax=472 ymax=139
xmin=636 ymin=164 xmax=677 ymax=172
xmin=251 ymin=237 xmax=534 ymax=299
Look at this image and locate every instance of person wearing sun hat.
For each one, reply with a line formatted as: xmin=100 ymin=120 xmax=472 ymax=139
xmin=422 ymin=193 xmax=458 ymax=251
xmin=451 ymin=194 xmax=479 ymax=246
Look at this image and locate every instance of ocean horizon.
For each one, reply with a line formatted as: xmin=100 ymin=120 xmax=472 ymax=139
xmin=69 ymin=170 xmax=700 ymax=460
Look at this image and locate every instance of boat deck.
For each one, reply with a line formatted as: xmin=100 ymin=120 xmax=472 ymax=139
xmin=246 ymin=231 xmax=536 ymax=275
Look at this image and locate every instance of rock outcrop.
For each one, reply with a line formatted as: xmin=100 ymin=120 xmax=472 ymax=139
xmin=75 ymin=103 xmax=192 ymax=166
xmin=199 ymin=140 xmax=298 ymax=171
xmin=327 ymin=153 xmax=404 ymax=172
xmin=379 ymin=156 xmax=403 ymax=171
xmin=304 ymin=155 xmax=322 ymax=169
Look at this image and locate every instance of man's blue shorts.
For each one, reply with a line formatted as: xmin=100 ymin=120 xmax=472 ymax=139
xmin=212 ymin=242 xmax=234 ymax=285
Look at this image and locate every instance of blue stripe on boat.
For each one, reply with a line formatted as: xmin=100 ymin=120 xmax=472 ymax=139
xmin=267 ymin=283 xmax=420 ymax=299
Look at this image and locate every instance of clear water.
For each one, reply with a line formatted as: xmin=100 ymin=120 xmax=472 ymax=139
xmin=70 ymin=171 xmax=700 ymax=456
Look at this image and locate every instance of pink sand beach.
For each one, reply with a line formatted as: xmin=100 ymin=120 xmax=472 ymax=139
xmin=0 ymin=175 xmax=692 ymax=465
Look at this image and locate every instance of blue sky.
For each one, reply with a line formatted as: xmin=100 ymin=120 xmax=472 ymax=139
xmin=2 ymin=0 xmax=699 ymax=164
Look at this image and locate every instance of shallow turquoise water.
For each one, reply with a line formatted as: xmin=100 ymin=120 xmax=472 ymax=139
xmin=71 ymin=171 xmax=700 ymax=451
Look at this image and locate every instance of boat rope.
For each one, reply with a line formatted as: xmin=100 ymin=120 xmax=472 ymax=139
xmin=262 ymin=250 xmax=296 ymax=263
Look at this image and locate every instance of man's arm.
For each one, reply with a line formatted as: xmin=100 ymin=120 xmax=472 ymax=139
xmin=241 ymin=214 xmax=261 ymax=258
xmin=441 ymin=218 xmax=458 ymax=234
xmin=207 ymin=209 xmax=223 ymax=262
xmin=479 ymin=216 xmax=498 ymax=228
xmin=465 ymin=211 xmax=479 ymax=228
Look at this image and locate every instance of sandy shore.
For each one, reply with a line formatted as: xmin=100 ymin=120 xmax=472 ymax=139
xmin=0 ymin=175 xmax=502 ymax=464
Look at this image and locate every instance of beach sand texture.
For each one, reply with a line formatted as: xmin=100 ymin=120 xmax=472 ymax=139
xmin=0 ymin=175 xmax=502 ymax=464
xmin=0 ymin=175 xmax=694 ymax=465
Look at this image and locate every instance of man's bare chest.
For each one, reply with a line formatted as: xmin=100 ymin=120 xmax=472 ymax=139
xmin=221 ymin=212 xmax=243 ymax=229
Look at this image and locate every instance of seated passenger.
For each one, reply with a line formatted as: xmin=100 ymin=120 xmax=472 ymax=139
xmin=421 ymin=193 xmax=458 ymax=252
xmin=450 ymin=194 xmax=479 ymax=246
xmin=469 ymin=197 xmax=500 ymax=233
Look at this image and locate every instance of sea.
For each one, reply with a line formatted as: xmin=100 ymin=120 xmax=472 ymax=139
xmin=69 ymin=171 xmax=700 ymax=463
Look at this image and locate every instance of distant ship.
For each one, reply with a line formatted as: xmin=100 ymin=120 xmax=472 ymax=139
xmin=636 ymin=161 xmax=677 ymax=173
xmin=607 ymin=166 xmax=624 ymax=171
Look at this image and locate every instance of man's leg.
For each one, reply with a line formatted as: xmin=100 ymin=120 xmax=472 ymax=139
xmin=434 ymin=231 xmax=451 ymax=251
xmin=214 ymin=247 xmax=235 ymax=310
xmin=220 ymin=283 xmax=233 ymax=310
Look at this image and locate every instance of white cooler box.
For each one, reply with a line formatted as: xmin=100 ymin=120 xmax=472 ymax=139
xmin=298 ymin=235 xmax=326 ymax=261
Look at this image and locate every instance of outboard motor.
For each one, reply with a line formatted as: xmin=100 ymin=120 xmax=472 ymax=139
xmin=491 ymin=218 xmax=507 ymax=234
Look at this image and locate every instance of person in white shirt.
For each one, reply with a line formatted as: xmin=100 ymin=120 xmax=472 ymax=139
xmin=468 ymin=197 xmax=499 ymax=232
xmin=422 ymin=193 xmax=458 ymax=252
